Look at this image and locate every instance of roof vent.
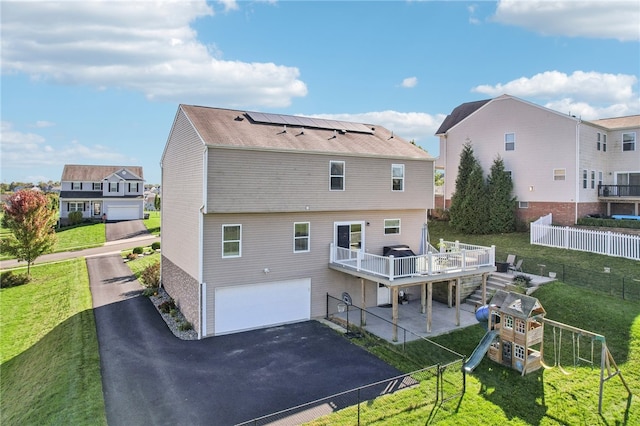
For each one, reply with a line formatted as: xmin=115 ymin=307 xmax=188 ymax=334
xmin=234 ymin=115 xmax=244 ymax=121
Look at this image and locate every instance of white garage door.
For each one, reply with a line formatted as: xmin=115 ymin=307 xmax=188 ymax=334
xmin=106 ymin=205 xmax=139 ymax=221
xmin=214 ymin=278 xmax=311 ymax=335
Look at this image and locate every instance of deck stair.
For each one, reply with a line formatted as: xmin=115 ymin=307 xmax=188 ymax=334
xmin=465 ymin=273 xmax=514 ymax=309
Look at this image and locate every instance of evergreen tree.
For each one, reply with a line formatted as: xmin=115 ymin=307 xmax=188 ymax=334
xmin=487 ymin=156 xmax=516 ymax=233
xmin=459 ymin=162 xmax=489 ymax=234
xmin=449 ymin=142 xmax=476 ymax=231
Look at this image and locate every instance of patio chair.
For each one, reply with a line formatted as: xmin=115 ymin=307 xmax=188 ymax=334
xmin=505 ymin=254 xmax=516 ymax=267
xmin=509 ymin=259 xmax=523 ymax=273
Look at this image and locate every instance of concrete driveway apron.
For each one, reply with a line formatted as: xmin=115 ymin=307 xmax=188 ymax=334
xmin=88 ymin=254 xmax=402 ymax=426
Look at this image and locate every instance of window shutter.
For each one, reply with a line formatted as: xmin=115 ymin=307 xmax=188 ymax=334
xmin=117 ymin=183 xmax=120 ymax=192
xmin=67 ymin=203 xmax=69 ymax=212
xmin=101 ymin=182 xmax=103 ymax=190
xmin=81 ymin=183 xmax=83 ymax=190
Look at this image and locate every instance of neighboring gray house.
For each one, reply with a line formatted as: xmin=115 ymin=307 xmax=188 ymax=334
xmin=161 ymin=105 xmax=444 ymax=338
xmin=435 ymin=94 xmax=640 ymax=225
xmin=59 ymin=165 xmax=145 ymax=223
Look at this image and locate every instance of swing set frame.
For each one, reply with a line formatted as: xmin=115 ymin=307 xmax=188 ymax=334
xmin=540 ymin=317 xmax=631 ymax=413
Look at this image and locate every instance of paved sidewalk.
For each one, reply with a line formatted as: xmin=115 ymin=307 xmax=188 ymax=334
xmin=0 ymin=234 xmax=160 ymax=270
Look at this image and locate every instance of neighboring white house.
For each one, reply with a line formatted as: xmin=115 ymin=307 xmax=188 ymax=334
xmin=59 ymin=165 xmax=145 ymax=223
xmin=435 ymin=94 xmax=640 ymax=225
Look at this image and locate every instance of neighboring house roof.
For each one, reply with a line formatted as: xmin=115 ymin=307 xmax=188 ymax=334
xmin=61 ymin=165 xmax=144 ymax=181
xmin=435 ymin=98 xmax=491 ymax=135
xmin=588 ymin=115 xmax=640 ymax=130
xmin=59 ymin=191 xmax=143 ymax=199
xmin=178 ymin=105 xmax=434 ymax=160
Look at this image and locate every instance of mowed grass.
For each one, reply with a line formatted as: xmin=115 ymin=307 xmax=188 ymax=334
xmin=0 ymin=259 xmax=106 ymax=425
xmin=144 ymin=211 xmax=161 ymax=235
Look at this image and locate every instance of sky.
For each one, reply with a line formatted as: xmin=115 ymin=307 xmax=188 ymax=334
xmin=1 ymin=0 xmax=639 ymax=185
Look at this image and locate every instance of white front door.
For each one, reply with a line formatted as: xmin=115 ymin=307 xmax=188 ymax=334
xmin=377 ymin=283 xmax=391 ymax=305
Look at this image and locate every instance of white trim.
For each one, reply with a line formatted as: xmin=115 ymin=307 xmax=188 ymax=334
xmin=329 ymin=160 xmax=345 ymax=191
xmin=384 ymin=218 xmax=401 ymax=235
xmin=391 ymin=163 xmax=405 ymax=192
xmin=293 ymin=222 xmax=310 ymax=253
xmin=222 ymin=224 xmax=242 ymax=258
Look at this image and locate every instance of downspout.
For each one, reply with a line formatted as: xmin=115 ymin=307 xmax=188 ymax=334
xmin=199 ymin=145 xmax=209 ymax=339
xmin=443 ymin=134 xmax=447 ymax=209
xmin=575 ymin=119 xmax=581 ymax=224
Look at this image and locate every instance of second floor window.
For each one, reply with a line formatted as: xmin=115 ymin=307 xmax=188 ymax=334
xmin=294 ymin=222 xmax=310 ymax=253
xmin=505 ymin=133 xmax=515 ymax=151
xmin=109 ymin=182 xmax=119 ymax=192
xmin=392 ymin=164 xmax=404 ymax=191
xmin=128 ymin=182 xmax=139 ymax=192
xmin=597 ymin=132 xmax=601 ymax=150
xmin=622 ymin=132 xmax=636 ymax=151
xmin=330 ymin=161 xmax=345 ymax=191
xmin=93 ymin=183 xmax=102 ymax=191
xmin=384 ymin=219 xmax=400 ymax=235
xmin=72 ymin=182 xmax=82 ymax=190
xmin=603 ymin=134 xmax=607 ymax=152
xmin=222 ymin=224 xmax=241 ymax=258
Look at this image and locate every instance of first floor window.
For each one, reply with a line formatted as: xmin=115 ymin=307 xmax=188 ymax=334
xmin=384 ymin=219 xmax=400 ymax=235
xmin=294 ymin=222 xmax=310 ymax=253
xmin=553 ymin=168 xmax=566 ymax=181
xmin=514 ymin=344 xmax=525 ymax=360
xmin=68 ymin=202 xmax=83 ymax=212
xmin=391 ymin=164 xmax=405 ymax=191
xmin=582 ymin=169 xmax=588 ymax=189
xmin=591 ymin=170 xmax=596 ymax=189
xmin=222 ymin=224 xmax=241 ymax=258
xmin=505 ymin=133 xmax=515 ymax=151
xmin=622 ymin=132 xmax=636 ymax=151
xmin=598 ymin=171 xmax=603 ymax=187
xmin=330 ymin=161 xmax=345 ymax=191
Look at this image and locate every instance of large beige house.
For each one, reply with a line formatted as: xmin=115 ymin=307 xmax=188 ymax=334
xmin=161 ymin=105 xmax=444 ymax=338
xmin=435 ymin=94 xmax=640 ymax=225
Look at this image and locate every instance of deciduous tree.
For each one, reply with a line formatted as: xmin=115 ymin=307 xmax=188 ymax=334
xmin=0 ymin=190 xmax=57 ymax=276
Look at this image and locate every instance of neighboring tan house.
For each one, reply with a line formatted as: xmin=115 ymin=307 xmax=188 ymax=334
xmin=59 ymin=165 xmax=145 ymax=223
xmin=435 ymin=94 xmax=640 ymax=225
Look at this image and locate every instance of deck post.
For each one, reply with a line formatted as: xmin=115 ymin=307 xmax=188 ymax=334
xmin=360 ymin=278 xmax=366 ymax=326
xmin=426 ymin=282 xmax=433 ymax=332
xmin=421 ymin=282 xmax=426 ymax=314
xmin=456 ymin=277 xmax=461 ymax=326
xmin=392 ymin=286 xmax=399 ymax=342
xmin=447 ymin=280 xmax=453 ymax=308
xmin=482 ymin=273 xmax=488 ymax=305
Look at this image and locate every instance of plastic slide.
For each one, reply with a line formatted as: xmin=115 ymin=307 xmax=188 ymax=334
xmin=463 ymin=330 xmax=499 ymax=373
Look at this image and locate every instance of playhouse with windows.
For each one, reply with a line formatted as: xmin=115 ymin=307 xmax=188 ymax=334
xmin=487 ymin=290 xmax=546 ymax=375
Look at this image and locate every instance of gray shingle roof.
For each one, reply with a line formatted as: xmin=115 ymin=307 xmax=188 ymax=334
xmin=490 ymin=290 xmax=546 ymax=319
xmin=435 ymin=99 xmax=491 ymax=135
xmin=180 ymin=105 xmax=434 ymax=160
xmin=61 ymin=165 xmax=144 ymax=181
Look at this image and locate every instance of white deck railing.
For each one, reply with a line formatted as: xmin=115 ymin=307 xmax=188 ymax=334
xmin=530 ymin=213 xmax=640 ymax=261
xmin=329 ymin=241 xmax=495 ymax=281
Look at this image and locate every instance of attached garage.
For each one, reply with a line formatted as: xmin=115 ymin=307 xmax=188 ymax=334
xmin=106 ymin=205 xmax=140 ymax=221
xmin=214 ymin=278 xmax=311 ymax=335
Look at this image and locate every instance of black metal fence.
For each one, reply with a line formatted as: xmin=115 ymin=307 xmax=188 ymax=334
xmin=237 ymin=296 xmax=467 ymax=425
xmin=506 ymin=255 xmax=640 ymax=302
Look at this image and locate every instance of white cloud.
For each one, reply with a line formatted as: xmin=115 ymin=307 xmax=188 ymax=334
xmin=493 ymin=0 xmax=640 ymax=41
xmin=1 ymin=1 xmax=307 ymax=108
xmin=307 ymin=111 xmax=446 ymax=148
xmin=0 ymin=122 xmax=135 ymax=169
xmin=34 ymin=121 xmax=55 ymax=128
xmin=401 ymin=77 xmax=418 ymax=88
xmin=218 ymin=0 xmax=239 ymax=13
xmin=472 ymin=70 xmax=639 ymax=119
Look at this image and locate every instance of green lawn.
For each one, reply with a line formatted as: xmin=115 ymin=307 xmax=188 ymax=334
xmin=0 ymin=259 xmax=106 ymax=425
xmin=144 ymin=210 xmax=161 ymax=235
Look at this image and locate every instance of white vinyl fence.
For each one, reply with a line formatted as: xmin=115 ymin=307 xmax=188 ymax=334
xmin=530 ymin=213 xmax=640 ymax=261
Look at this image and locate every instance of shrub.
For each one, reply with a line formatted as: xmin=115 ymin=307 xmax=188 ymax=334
xmin=142 ymin=288 xmax=157 ymax=297
xmin=178 ymin=321 xmax=193 ymax=331
xmin=67 ymin=211 xmax=83 ymax=226
xmin=132 ymin=246 xmax=144 ymax=255
xmin=577 ymin=217 xmax=640 ymax=230
xmin=140 ymin=262 xmax=160 ymax=288
xmin=127 ymin=252 xmax=138 ymax=260
xmin=513 ymin=274 xmax=532 ymax=287
xmin=158 ymin=299 xmax=176 ymax=313
xmin=151 ymin=241 xmax=161 ymax=250
xmin=0 ymin=271 xmax=31 ymax=288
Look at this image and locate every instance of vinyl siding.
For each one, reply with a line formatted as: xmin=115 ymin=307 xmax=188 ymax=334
xmin=206 ymin=148 xmax=434 ymax=213
xmin=201 ymin=209 xmax=427 ymax=336
xmin=161 ymin=108 xmax=205 ymax=279
xmin=443 ymin=96 xmax=578 ymax=203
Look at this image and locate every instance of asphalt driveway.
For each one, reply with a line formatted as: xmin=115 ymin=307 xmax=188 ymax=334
xmin=105 ymin=219 xmax=150 ymax=242
xmin=88 ymin=254 xmax=403 ymax=426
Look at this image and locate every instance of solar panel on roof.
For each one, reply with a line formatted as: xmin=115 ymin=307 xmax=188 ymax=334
xmin=246 ymin=111 xmax=373 ymax=134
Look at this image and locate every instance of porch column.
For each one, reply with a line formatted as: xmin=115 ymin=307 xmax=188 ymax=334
xmin=426 ymin=282 xmax=433 ymax=333
xmin=606 ymin=202 xmax=611 ymax=216
xmin=447 ymin=280 xmax=453 ymax=308
xmin=420 ymin=282 xmax=426 ymax=314
xmin=482 ymin=273 xmax=488 ymax=305
xmin=392 ymin=286 xmax=399 ymax=342
xmin=456 ymin=277 xmax=461 ymax=326
xmin=360 ymin=278 xmax=366 ymax=326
